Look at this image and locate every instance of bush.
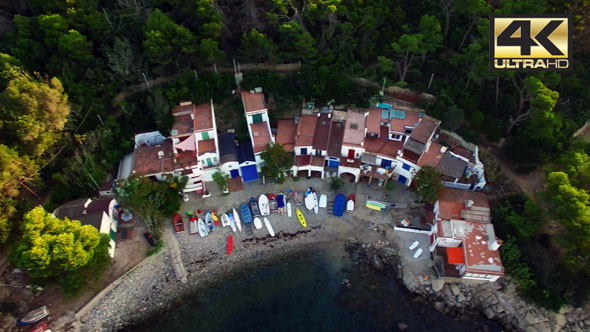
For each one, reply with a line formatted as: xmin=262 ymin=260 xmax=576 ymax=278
xmin=146 ymin=240 xmax=165 ymax=257
xmin=330 ymin=177 xmax=344 ymax=192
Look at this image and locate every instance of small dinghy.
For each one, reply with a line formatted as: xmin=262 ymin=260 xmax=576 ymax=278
xmin=346 ymin=193 xmax=355 ymax=212
xmin=319 ymin=194 xmax=327 ymax=208
xmin=198 ymin=218 xmax=208 ymax=237
xmin=268 ymin=193 xmax=278 ymax=213
xmin=304 ymin=192 xmax=315 ymax=211
xmin=241 ymin=203 xmax=253 ymax=225
xmin=313 ymin=192 xmax=319 ymax=214
xmin=264 ymin=217 xmax=275 ymax=237
xmin=287 ymin=202 xmax=292 ymax=217
xmin=205 ymin=211 xmax=214 ymax=232
xmin=253 ymin=217 xmax=263 ymax=229
xmin=189 ymin=216 xmax=198 ymax=234
xmin=227 ymin=235 xmax=234 ymax=256
xmin=296 ymin=208 xmax=307 ymax=228
xmin=17 ymin=306 xmax=48 ymax=326
xmin=259 ymin=194 xmax=270 ymax=216
xmin=277 ymin=193 xmax=285 ymax=215
xmin=333 ymin=193 xmax=346 ymax=217
xmin=249 ymin=197 xmax=261 ymax=217
xmin=172 ymin=213 xmax=184 ymax=233
xmin=233 ymin=208 xmax=242 ymax=232
xmin=26 ymin=321 xmax=51 ymax=332
xmin=221 ymin=213 xmax=230 ymax=227
xmin=212 ymin=210 xmax=219 ymax=226
xmin=228 ymin=213 xmax=237 ymax=232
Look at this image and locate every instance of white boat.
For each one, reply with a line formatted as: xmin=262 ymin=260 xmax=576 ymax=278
xmin=197 ymin=218 xmax=208 ymax=237
xmin=313 ymin=192 xmax=319 ymax=214
xmin=253 ymin=217 xmax=263 ymax=229
xmin=319 ymin=194 xmax=327 ymax=208
xmin=228 ymin=213 xmax=237 ymax=232
xmin=264 ymin=217 xmax=275 ymax=237
xmin=259 ymin=194 xmax=270 ymax=216
xmin=287 ymin=202 xmax=292 ymax=217
xmin=346 ymin=193 xmax=355 ymax=212
xmin=413 ymin=248 xmax=423 ymax=259
xmin=221 ymin=213 xmax=230 ymax=227
xmin=409 ymin=241 xmax=419 ymax=250
xmin=304 ymin=194 xmax=315 ymax=211
xmin=232 ymin=208 xmax=242 ymax=232
xmin=17 ymin=306 xmax=48 ymax=326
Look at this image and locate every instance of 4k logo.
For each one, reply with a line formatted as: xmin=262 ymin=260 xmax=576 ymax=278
xmin=490 ymin=15 xmax=572 ymax=71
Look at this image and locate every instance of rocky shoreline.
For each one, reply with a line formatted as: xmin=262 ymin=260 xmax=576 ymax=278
xmin=345 ymin=237 xmax=590 ymax=332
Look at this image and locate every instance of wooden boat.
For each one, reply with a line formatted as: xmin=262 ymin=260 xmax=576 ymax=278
xmin=189 ymin=216 xmax=198 ymax=234
xmin=249 ymin=197 xmax=261 ymax=217
xmin=241 ymin=202 xmax=253 ymax=225
xmin=197 ymin=218 xmax=208 ymax=237
xmin=227 ymin=235 xmax=233 ymax=256
xmin=221 ymin=213 xmax=230 ymax=227
xmin=264 ymin=217 xmax=275 ymax=237
xmin=296 ymin=209 xmax=306 ymax=227
xmin=205 ymin=211 xmax=214 ymax=231
xmin=17 ymin=306 xmax=48 ymax=326
xmin=253 ymin=217 xmax=263 ymax=229
xmin=346 ymin=193 xmax=355 ymax=212
xmin=259 ymin=194 xmax=270 ymax=216
xmin=172 ymin=213 xmax=184 ymax=233
xmin=319 ymin=194 xmax=327 ymax=208
xmin=228 ymin=213 xmax=237 ymax=232
xmin=268 ymin=193 xmax=278 ymax=213
xmin=212 ymin=210 xmax=219 ymax=226
xmin=232 ymin=208 xmax=242 ymax=232
xmin=26 ymin=321 xmax=51 ymax=332
xmin=287 ymin=202 xmax=292 ymax=217
xmin=333 ymin=194 xmax=346 ymax=216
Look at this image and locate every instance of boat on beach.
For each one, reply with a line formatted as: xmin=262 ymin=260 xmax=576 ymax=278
xmin=26 ymin=321 xmax=51 ymax=332
xmin=227 ymin=235 xmax=233 ymax=256
xmin=268 ymin=193 xmax=278 ymax=213
xmin=17 ymin=306 xmax=49 ymax=326
xmin=241 ymin=202 xmax=253 ymax=225
xmin=313 ymin=192 xmax=319 ymax=214
xmin=228 ymin=213 xmax=237 ymax=232
xmin=212 ymin=210 xmax=219 ymax=226
xmin=205 ymin=211 xmax=214 ymax=231
xmin=259 ymin=194 xmax=270 ymax=216
xmin=287 ymin=202 xmax=292 ymax=217
xmin=233 ymin=208 xmax=242 ymax=232
xmin=197 ymin=218 xmax=208 ymax=237
xmin=250 ymin=197 xmax=261 ymax=217
xmin=221 ymin=213 xmax=230 ymax=227
xmin=253 ymin=217 xmax=263 ymax=229
xmin=189 ymin=216 xmax=198 ymax=234
xmin=294 ymin=191 xmax=303 ymax=205
xmin=333 ymin=194 xmax=346 ymax=216
xmin=277 ymin=193 xmax=286 ymax=215
xmin=264 ymin=217 xmax=275 ymax=236
xmin=319 ymin=194 xmax=327 ymax=208
xmin=346 ymin=193 xmax=355 ymax=212
xmin=296 ymin=208 xmax=307 ymax=228
xmin=172 ymin=213 xmax=184 ymax=233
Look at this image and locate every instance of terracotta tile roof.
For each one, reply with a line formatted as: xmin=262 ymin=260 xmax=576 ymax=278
xmin=172 ymin=102 xmax=193 ymax=115
xmin=250 ymin=122 xmax=271 ymax=153
xmin=241 ymin=91 xmax=266 ymax=113
xmin=172 ymin=114 xmax=194 ymax=136
xmin=311 ymin=156 xmax=325 ymax=167
xmin=197 ymin=139 xmax=216 ymax=155
xmin=390 ymin=111 xmax=420 ymax=133
xmin=132 ymin=140 xmax=175 ymax=175
xmin=417 ymin=141 xmax=444 ymax=168
xmin=194 ymin=102 xmax=214 ymax=131
xmin=295 ymin=115 xmax=317 ymax=147
xmin=175 ymin=149 xmax=199 ymax=169
xmin=437 ymin=187 xmax=489 ymax=220
xmin=409 ymin=117 xmax=439 ymax=144
xmin=327 ymin=121 xmax=345 ymax=157
xmin=401 ymin=149 xmax=420 ymax=164
xmin=276 ymin=119 xmax=297 ymax=152
xmin=343 ymin=110 xmax=366 ymax=146
xmin=437 ymin=152 xmax=467 ymax=179
xmin=366 ymin=109 xmax=381 ymax=135
xmin=312 ymin=113 xmax=332 ymax=151
xmin=295 ymin=154 xmax=311 ymax=166
xmin=365 ymin=126 xmax=403 ymax=158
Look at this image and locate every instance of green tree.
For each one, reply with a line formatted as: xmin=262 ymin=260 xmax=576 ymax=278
xmin=143 ymin=9 xmax=197 ymax=67
xmin=238 ymin=29 xmax=277 ymax=63
xmin=260 ymin=143 xmax=293 ymax=183
xmin=105 ymin=37 xmax=138 ymax=81
xmin=505 ymin=198 xmax=545 ymax=237
xmin=330 ymin=176 xmax=344 ymax=192
xmin=58 ymin=30 xmax=94 ymax=63
xmin=212 ymin=171 xmax=229 ymax=193
xmin=444 ymin=105 xmax=465 ymax=131
xmin=37 ymin=14 xmax=69 ymax=48
xmin=278 ymin=21 xmax=318 ymax=62
xmin=196 ymin=38 xmax=226 ymax=65
xmin=9 ymin=15 xmax=46 ymax=70
xmin=412 ymin=166 xmax=443 ymax=203
xmin=114 ymin=175 xmax=187 ymax=239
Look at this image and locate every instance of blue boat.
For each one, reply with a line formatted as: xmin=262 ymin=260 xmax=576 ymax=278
xmin=333 ymin=193 xmax=346 ymax=216
xmin=241 ymin=202 xmax=253 ymax=225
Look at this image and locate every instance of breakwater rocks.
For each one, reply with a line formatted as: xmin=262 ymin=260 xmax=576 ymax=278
xmin=344 ymin=238 xmax=590 ymax=332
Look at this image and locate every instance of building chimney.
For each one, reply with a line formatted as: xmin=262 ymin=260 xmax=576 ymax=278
xmin=465 ymin=200 xmax=474 ymax=208
xmin=491 ymin=239 xmax=503 ymax=251
xmin=158 ymin=151 xmax=164 ymax=159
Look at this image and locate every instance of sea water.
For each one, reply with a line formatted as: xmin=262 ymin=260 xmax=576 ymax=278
xmin=126 ymin=242 xmax=502 ymax=332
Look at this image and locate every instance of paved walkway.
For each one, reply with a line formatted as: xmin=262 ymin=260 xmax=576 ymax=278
xmin=163 ymin=228 xmax=188 ymax=283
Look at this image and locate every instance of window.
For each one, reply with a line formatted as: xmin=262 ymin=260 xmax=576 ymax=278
xmin=213 ymin=157 xmax=217 ymax=163
xmin=301 ymin=148 xmax=307 ymax=155
xmin=390 ymin=134 xmax=402 ymax=141
xmin=350 ymin=123 xmax=358 ymax=129
xmin=402 ymin=163 xmax=411 ymax=171
xmin=252 ymin=113 xmax=263 ymax=123
xmin=404 ymin=128 xmax=413 ymax=134
xmin=201 ymin=132 xmax=210 ymax=140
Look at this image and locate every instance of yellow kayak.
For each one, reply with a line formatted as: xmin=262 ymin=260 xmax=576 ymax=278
xmin=296 ymin=208 xmax=307 ymax=228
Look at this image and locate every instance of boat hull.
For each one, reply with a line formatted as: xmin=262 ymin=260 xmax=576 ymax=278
xmin=264 ymin=217 xmax=275 ymax=236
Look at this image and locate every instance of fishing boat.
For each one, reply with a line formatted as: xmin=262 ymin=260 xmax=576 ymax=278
xmin=264 ymin=217 xmax=275 ymax=237
xmin=17 ymin=306 xmax=49 ymax=326
xmin=346 ymin=193 xmax=356 ymax=212
xmin=228 ymin=213 xmax=237 ymax=232
xmin=227 ymin=235 xmax=233 ymax=256
xmin=296 ymin=208 xmax=307 ymax=228
xmin=249 ymin=197 xmax=261 ymax=217
xmin=287 ymin=202 xmax=292 ymax=217
xmin=259 ymin=194 xmax=270 ymax=216
xmin=197 ymin=218 xmax=208 ymax=237
xmin=221 ymin=213 xmax=230 ymax=227
xmin=26 ymin=321 xmax=51 ymax=332
xmin=277 ymin=193 xmax=286 ymax=215
xmin=294 ymin=190 xmax=304 ymax=205
xmin=172 ymin=213 xmax=184 ymax=233
xmin=205 ymin=211 xmax=214 ymax=231
xmin=268 ymin=193 xmax=278 ymax=213
xmin=189 ymin=216 xmax=198 ymax=234
xmin=232 ymin=208 xmax=242 ymax=232
xmin=313 ymin=192 xmax=319 ymax=214
xmin=253 ymin=217 xmax=263 ymax=229
xmin=212 ymin=210 xmax=219 ymax=226
xmin=319 ymin=194 xmax=327 ymax=208
xmin=333 ymin=193 xmax=346 ymax=216
xmin=241 ymin=202 xmax=253 ymax=225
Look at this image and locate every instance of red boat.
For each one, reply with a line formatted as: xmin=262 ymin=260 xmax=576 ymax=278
xmin=346 ymin=193 xmax=356 ymax=212
xmin=227 ymin=235 xmax=234 ymax=255
xmin=27 ymin=321 xmax=51 ymax=332
xmin=172 ymin=213 xmax=184 ymax=233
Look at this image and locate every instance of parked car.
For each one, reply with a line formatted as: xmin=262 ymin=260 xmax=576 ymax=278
xmin=143 ymin=232 xmax=157 ymax=246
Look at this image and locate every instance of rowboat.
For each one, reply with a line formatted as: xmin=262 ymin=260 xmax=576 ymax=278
xmin=277 ymin=193 xmax=285 ymax=215
xmin=241 ymin=202 xmax=253 ymax=225
xmin=205 ymin=211 xmax=214 ymax=231
xmin=346 ymin=193 xmax=355 ymax=212
xmin=17 ymin=306 xmax=48 ymax=326
xmin=253 ymin=217 xmax=263 ymax=229
xmin=212 ymin=210 xmax=219 ymax=226
xmin=319 ymin=194 xmax=327 ymax=208
xmin=189 ymin=216 xmax=198 ymax=234
xmin=296 ymin=208 xmax=307 ymax=228
xmin=221 ymin=213 xmax=230 ymax=227
xmin=268 ymin=193 xmax=278 ymax=213
xmin=249 ymin=197 xmax=261 ymax=217
xmin=259 ymin=194 xmax=270 ymax=216
xmin=227 ymin=235 xmax=233 ymax=256
xmin=26 ymin=321 xmax=51 ymax=332
xmin=232 ymin=208 xmax=242 ymax=232
xmin=304 ymin=190 xmax=315 ymax=211
xmin=172 ymin=213 xmax=184 ymax=233
xmin=228 ymin=213 xmax=237 ymax=232
xmin=264 ymin=217 xmax=275 ymax=236
xmin=333 ymin=194 xmax=346 ymax=216
xmin=197 ymin=218 xmax=208 ymax=237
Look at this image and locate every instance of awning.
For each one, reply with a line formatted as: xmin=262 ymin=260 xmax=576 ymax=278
xmin=176 ymin=134 xmax=196 ymax=151
xmin=446 ymin=247 xmax=465 ymax=265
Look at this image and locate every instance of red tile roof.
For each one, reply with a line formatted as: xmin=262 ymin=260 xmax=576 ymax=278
xmin=417 ymin=141 xmax=444 ymax=168
xmin=409 ymin=117 xmax=439 ymax=144
xmin=312 ymin=113 xmax=332 ymax=151
xmin=365 ymin=126 xmax=403 ymax=158
xmin=437 ymin=187 xmax=489 ymax=220
xmin=175 ymin=150 xmax=199 ymax=169
xmin=241 ymin=91 xmax=266 ymax=113
xmin=172 ymin=102 xmax=193 ymax=115
xmin=454 ymin=219 xmax=504 ymax=275
xmin=295 ymin=115 xmax=317 ymax=147
xmin=366 ymin=109 xmax=381 ymax=135
xmin=276 ymin=119 xmax=297 ymax=152
xmin=172 ymin=114 xmax=194 ymax=136
xmin=250 ymin=122 xmax=271 ymax=153
xmin=401 ymin=149 xmax=420 ymax=164
xmin=343 ymin=110 xmax=366 ymax=146
xmin=194 ymin=102 xmax=214 ymax=131
xmin=390 ymin=111 xmax=420 ymax=133
xmin=132 ymin=140 xmax=175 ymax=175
xmin=197 ymin=139 xmax=216 ymax=155
xmin=327 ymin=121 xmax=345 ymax=157
xmin=295 ymin=154 xmax=311 ymax=166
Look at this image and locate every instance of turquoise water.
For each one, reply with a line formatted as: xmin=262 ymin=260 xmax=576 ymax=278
xmin=126 ymin=243 xmax=502 ymax=332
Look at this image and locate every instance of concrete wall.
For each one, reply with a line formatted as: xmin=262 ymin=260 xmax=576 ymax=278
xmin=220 ymin=161 xmax=239 ymax=177
xmin=341 ymin=145 xmax=365 ymax=158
